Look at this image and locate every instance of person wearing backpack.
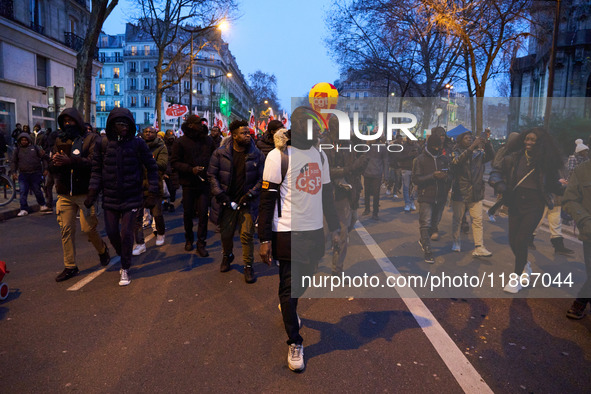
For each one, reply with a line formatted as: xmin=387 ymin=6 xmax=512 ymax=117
xmin=85 ymin=107 xmax=159 ymax=286
xmin=50 ymin=108 xmax=111 ymax=282
xmin=11 ymin=132 xmax=51 ymax=216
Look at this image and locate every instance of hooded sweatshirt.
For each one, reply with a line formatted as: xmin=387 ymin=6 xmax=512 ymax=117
xmin=50 ymin=107 xmax=98 ymax=196
xmin=170 ymin=118 xmax=215 ymax=189
xmin=11 ymin=133 xmax=46 ymax=174
xmin=89 ymin=107 xmax=159 ymax=211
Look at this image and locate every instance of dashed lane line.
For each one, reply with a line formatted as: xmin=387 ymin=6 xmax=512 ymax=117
xmin=67 ymin=233 xmax=155 ymax=291
xmin=354 ymin=221 xmax=493 ymax=394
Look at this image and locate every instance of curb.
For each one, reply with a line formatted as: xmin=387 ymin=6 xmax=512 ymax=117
xmin=0 ymin=204 xmax=41 ymax=222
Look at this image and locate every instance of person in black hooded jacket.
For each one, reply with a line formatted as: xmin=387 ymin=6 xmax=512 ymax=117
xmin=85 ymin=107 xmax=159 ymax=286
xmin=170 ymin=114 xmax=215 ymax=257
xmin=256 ymin=119 xmax=283 ymax=158
xmin=50 ymin=107 xmax=110 ymax=282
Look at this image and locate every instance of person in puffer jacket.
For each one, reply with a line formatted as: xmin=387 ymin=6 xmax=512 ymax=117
xmin=208 ymin=119 xmax=264 ymax=283
xmin=50 ymin=107 xmax=110 ymax=283
xmin=85 ymin=107 xmax=159 ymax=287
xmin=11 ymin=132 xmax=49 ymax=216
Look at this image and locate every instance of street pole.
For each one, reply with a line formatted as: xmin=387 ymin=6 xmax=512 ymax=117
xmin=544 ymin=0 xmax=562 ymax=129
xmin=189 ymin=32 xmax=193 ymax=115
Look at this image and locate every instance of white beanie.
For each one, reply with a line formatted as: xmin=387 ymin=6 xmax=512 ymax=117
xmin=575 ymin=138 xmax=589 ymax=153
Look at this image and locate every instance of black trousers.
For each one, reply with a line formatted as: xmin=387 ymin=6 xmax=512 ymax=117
xmin=508 ymin=189 xmax=545 ymax=274
xmin=364 ymin=176 xmax=381 ymax=214
xmin=274 ymin=229 xmax=325 ymax=345
xmin=182 ymin=187 xmax=209 ymax=245
xmin=104 ymin=208 xmax=138 ymax=270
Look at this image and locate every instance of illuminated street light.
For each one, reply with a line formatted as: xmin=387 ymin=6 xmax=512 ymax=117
xmin=218 ymin=19 xmax=229 ymax=32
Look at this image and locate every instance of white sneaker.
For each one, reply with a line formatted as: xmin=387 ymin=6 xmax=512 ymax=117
xmin=452 ymin=241 xmax=461 ymax=252
xmin=503 ymin=281 xmax=522 ymax=294
xmin=385 ymin=189 xmax=391 ymax=196
xmin=119 ymin=269 xmax=131 ymax=286
xmin=488 ymin=214 xmax=496 ymax=222
xmin=392 ymin=194 xmax=399 ymax=199
xmin=472 ymin=246 xmax=492 ymax=257
xmin=410 ymin=202 xmax=416 ymax=211
xmin=17 ymin=210 xmax=28 ymax=217
xmin=521 ymin=261 xmax=532 ymax=286
xmin=155 ymin=234 xmax=165 ymax=246
xmin=404 ymin=204 xmax=411 ymax=212
xmin=40 ymin=205 xmax=52 ymax=213
xmin=132 ymin=243 xmax=146 ymax=256
xmin=287 ymin=344 xmax=305 ymax=372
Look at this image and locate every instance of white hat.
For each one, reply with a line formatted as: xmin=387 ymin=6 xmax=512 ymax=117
xmin=575 ymin=139 xmax=589 ymax=153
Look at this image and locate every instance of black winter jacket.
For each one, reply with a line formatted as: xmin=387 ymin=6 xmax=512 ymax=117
xmin=450 ymin=142 xmax=494 ymax=202
xmin=397 ymin=141 xmax=421 ymax=170
xmin=207 ymin=138 xmax=264 ymax=225
xmin=50 ymin=108 xmax=98 ymax=196
xmin=256 ymin=132 xmax=275 ymax=157
xmin=412 ymin=148 xmax=451 ymax=204
xmin=11 ymin=133 xmax=47 ymax=174
xmin=89 ymin=107 xmax=159 ymax=211
xmin=170 ymin=128 xmax=215 ymax=189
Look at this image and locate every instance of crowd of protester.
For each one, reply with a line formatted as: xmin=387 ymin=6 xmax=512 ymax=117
xmin=3 ymin=106 xmax=591 ymax=372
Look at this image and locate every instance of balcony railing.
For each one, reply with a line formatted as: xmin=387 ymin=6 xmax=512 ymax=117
xmin=96 ymin=105 xmax=115 ymax=113
xmin=64 ymin=32 xmax=99 ymax=60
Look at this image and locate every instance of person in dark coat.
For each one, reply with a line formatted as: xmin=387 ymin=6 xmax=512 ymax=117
xmin=11 ymin=132 xmax=50 ymax=216
xmin=450 ymin=130 xmax=495 ymax=257
xmin=210 ymin=126 xmax=222 ymax=149
xmin=398 ymin=138 xmax=421 ymax=211
xmin=85 ymin=107 xmax=159 ymax=286
xmin=362 ymin=136 xmax=388 ymax=220
xmin=170 ymin=114 xmax=215 ymax=257
xmin=412 ymin=134 xmax=451 ymax=263
xmin=256 ymin=119 xmax=283 ymax=158
xmin=489 ymin=127 xmax=565 ymax=294
xmin=208 ymin=120 xmax=264 ymax=283
xmin=11 ymin=123 xmax=22 ymax=146
xmin=50 ymin=107 xmax=110 ymax=282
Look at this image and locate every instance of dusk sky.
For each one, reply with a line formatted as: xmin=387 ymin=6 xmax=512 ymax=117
xmin=102 ymin=0 xmax=341 ymax=111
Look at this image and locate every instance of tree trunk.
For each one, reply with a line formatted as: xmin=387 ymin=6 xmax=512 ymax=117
xmin=155 ymin=54 xmax=165 ymax=130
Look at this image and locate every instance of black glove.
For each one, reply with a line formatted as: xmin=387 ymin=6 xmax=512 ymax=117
xmin=84 ymin=189 xmax=98 ymax=209
xmin=216 ymin=192 xmax=232 ymax=206
xmin=495 ymin=182 xmax=507 ymax=195
xmin=144 ymin=193 xmax=158 ymax=209
xmin=238 ymin=193 xmax=254 ymax=207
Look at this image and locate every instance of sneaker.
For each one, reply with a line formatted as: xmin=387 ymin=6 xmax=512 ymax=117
xmin=132 ymin=243 xmax=146 ymax=256
xmin=452 ymin=241 xmax=461 ymax=252
xmin=410 ymin=202 xmax=416 ymax=211
xmin=99 ymin=244 xmax=111 ymax=266
xmin=392 ymin=194 xmax=399 ymax=199
xmin=184 ymin=241 xmax=193 ymax=252
xmin=40 ymin=205 xmax=52 ymax=213
xmin=362 ymin=209 xmax=371 ymax=216
xmin=155 ymin=234 xmax=165 ymax=246
xmin=196 ymin=243 xmax=209 ymax=257
xmin=55 ymin=267 xmax=79 ymax=282
xmin=503 ymin=281 xmax=522 ymax=294
xmin=472 ymin=246 xmax=492 ymax=257
xmin=119 ymin=269 xmax=131 ymax=286
xmin=244 ymin=265 xmax=255 ymax=283
xmin=430 ymin=232 xmax=440 ymax=241
xmin=424 ymin=251 xmax=435 ymax=264
xmin=404 ymin=204 xmax=411 ymax=212
xmin=566 ymin=300 xmax=587 ymax=320
xmin=287 ymin=344 xmax=305 ymax=372
xmin=521 ymin=261 xmax=532 ymax=286
xmin=220 ymin=253 xmax=234 ymax=272
xmin=17 ymin=210 xmax=28 ymax=217
xmin=488 ymin=214 xmax=496 ymax=223
xmin=385 ymin=189 xmax=391 ymax=196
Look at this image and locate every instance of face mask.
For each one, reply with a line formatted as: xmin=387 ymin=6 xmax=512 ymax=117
xmin=59 ymin=125 xmax=79 ymax=140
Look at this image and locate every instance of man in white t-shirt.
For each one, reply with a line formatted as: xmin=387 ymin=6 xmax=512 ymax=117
xmin=258 ymin=106 xmax=339 ymax=372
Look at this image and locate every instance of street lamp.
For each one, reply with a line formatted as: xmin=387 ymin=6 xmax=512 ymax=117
xmin=435 ymin=107 xmax=443 ymax=126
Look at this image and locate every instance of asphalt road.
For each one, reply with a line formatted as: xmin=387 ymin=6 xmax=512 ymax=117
xmin=1 ymin=192 xmax=590 ymax=393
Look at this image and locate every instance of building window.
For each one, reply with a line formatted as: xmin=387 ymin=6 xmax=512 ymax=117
xmin=355 ymin=92 xmax=359 ymax=99
xmin=114 ymin=100 xmax=120 ymax=108
xmin=100 ymin=101 xmax=106 ymax=111
xmin=129 ymin=78 xmax=137 ymax=90
xmin=114 ymin=52 xmax=121 ymax=62
xmin=131 ymin=46 xmax=137 ymax=56
xmin=143 ymin=61 xmax=150 ymax=72
xmin=129 ymin=62 xmax=136 ymax=72
xmin=144 ymin=45 xmax=150 ymax=56
xmin=143 ymin=96 xmax=150 ymax=107
xmin=183 ymin=80 xmax=190 ymax=91
xmin=144 ymin=78 xmax=150 ymax=89
xmin=100 ymin=53 xmax=105 ymax=62
xmin=36 ymin=55 xmax=48 ymax=87
xmin=364 ymin=92 xmax=368 ymax=98
xmin=101 ymin=36 xmax=108 ymax=47
xmin=196 ymin=82 xmax=202 ymax=93
xmin=99 ymin=83 xmax=106 ymax=95
xmin=144 ymin=112 xmax=150 ymax=124
xmin=30 ymin=0 xmax=44 ymax=33
xmin=113 ymin=67 xmax=120 ymax=78
xmin=114 ymin=83 xmax=120 ymax=95
xmin=130 ymin=96 xmax=137 ymax=107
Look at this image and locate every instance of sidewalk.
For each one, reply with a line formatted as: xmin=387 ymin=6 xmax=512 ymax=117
xmin=0 ymin=191 xmax=54 ymax=222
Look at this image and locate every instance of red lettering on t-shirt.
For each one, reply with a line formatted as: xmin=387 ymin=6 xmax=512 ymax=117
xmin=295 ymin=162 xmax=321 ymax=195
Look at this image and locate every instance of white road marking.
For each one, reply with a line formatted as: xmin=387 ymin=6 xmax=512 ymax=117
xmin=354 ymin=221 xmax=493 ymax=394
xmin=67 ymin=233 xmax=155 ymax=291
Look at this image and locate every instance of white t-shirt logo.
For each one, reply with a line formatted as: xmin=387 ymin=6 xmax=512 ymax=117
xmin=296 ymin=162 xmax=322 ymax=195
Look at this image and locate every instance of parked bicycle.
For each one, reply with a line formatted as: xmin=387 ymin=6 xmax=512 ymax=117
xmin=0 ymin=157 xmax=16 ymax=207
